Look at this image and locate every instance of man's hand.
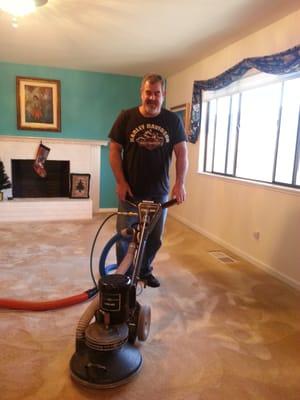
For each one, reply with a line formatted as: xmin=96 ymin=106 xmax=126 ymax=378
xmin=109 ymin=140 xmax=133 ymax=201
xmin=116 ymin=181 xmax=133 ymax=201
xmin=172 ymin=141 xmax=188 ymax=204
xmin=171 ymin=182 xmax=186 ymax=204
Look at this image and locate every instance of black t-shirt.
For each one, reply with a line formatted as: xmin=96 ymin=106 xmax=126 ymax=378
xmin=109 ymin=107 xmax=186 ymax=197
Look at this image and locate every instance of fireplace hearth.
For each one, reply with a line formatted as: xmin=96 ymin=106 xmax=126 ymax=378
xmin=12 ymin=159 xmax=70 ymax=198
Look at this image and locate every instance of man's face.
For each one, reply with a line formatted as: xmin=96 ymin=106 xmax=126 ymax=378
xmin=140 ymin=80 xmax=164 ymax=117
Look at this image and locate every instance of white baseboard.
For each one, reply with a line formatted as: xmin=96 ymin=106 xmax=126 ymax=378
xmin=170 ymin=212 xmax=300 ymax=291
xmin=0 ymin=198 xmax=93 ymax=222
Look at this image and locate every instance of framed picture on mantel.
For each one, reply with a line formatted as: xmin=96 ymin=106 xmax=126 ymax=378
xmin=16 ymin=76 xmax=61 ymax=132
xmin=70 ymin=173 xmax=91 ymax=199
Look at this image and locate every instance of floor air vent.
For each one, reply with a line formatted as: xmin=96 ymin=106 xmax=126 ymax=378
xmin=209 ymin=251 xmax=237 ymax=264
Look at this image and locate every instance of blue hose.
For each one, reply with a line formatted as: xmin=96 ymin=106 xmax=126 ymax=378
xmin=98 ymin=233 xmax=121 ymax=276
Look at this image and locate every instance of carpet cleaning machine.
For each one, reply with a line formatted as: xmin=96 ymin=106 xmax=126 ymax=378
xmin=0 ymin=197 xmax=176 ymax=389
xmin=69 ymin=198 xmax=176 ymax=388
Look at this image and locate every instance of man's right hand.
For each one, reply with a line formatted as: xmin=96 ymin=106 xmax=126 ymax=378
xmin=116 ymin=181 xmax=133 ymax=201
xmin=109 ymin=140 xmax=133 ymax=201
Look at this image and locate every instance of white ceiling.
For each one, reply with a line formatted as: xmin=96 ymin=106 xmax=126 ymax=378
xmin=0 ymin=0 xmax=299 ymax=77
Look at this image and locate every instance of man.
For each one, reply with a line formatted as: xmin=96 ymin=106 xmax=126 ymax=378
xmin=109 ymin=73 xmax=188 ymax=287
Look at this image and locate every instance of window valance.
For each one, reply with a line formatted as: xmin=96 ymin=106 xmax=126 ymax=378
xmin=190 ymin=45 xmax=300 ymax=143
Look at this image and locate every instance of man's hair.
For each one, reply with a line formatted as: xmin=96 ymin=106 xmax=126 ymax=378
xmin=140 ymin=73 xmax=166 ymax=92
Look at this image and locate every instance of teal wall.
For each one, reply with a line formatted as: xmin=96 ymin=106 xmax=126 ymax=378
xmin=0 ymin=62 xmax=141 ymax=208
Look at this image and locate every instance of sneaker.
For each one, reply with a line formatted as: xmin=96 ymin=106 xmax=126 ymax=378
xmin=141 ymin=273 xmax=160 ymax=288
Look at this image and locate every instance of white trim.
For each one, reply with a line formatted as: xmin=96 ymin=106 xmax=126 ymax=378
xmin=0 ymin=198 xmax=93 ymax=222
xmin=198 ymin=172 xmax=300 ymax=197
xmin=170 ymin=213 xmax=300 ymax=291
xmin=0 ymin=134 xmax=108 ymax=147
xmin=90 ymin=146 xmax=100 ymax=212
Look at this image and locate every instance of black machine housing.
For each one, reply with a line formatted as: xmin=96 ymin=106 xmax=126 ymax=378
xmin=70 ymin=200 xmax=162 ymax=389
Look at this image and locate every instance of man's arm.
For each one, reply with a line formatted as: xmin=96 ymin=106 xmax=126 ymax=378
xmin=171 ymin=141 xmax=188 ymax=203
xmin=109 ymin=140 xmax=133 ymax=201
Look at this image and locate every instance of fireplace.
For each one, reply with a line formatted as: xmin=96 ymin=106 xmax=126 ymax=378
xmin=12 ymin=159 xmax=70 ymax=198
xmin=0 ymin=136 xmax=107 ymax=218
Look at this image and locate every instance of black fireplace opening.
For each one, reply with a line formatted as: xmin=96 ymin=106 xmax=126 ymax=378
xmin=12 ymin=159 xmax=70 ymax=198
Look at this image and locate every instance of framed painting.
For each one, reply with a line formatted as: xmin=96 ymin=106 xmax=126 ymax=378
xmin=170 ymin=103 xmax=191 ymax=139
xmin=70 ymin=173 xmax=91 ymax=199
xmin=16 ymin=76 xmax=61 ymax=132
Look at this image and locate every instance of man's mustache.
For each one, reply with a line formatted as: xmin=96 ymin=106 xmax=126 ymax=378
xmin=146 ymin=100 xmax=157 ymax=105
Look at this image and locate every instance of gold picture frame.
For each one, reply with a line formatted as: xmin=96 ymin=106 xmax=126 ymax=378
xmin=16 ymin=76 xmax=61 ymax=132
xmin=170 ymin=103 xmax=191 ymax=138
xmin=70 ymin=173 xmax=91 ymax=199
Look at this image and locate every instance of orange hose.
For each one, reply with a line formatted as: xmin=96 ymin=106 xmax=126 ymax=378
xmin=0 ymin=291 xmax=91 ymax=311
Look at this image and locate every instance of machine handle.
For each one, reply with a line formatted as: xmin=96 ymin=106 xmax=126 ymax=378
xmin=125 ymin=195 xmax=178 ymax=209
xmin=161 ymin=198 xmax=178 ymax=209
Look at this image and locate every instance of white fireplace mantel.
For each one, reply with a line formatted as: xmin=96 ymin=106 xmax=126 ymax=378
xmin=0 ymin=135 xmax=108 ymax=221
xmin=0 ymin=135 xmax=107 ymax=147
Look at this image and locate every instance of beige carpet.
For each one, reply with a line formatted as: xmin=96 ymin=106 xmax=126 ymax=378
xmin=0 ymin=215 xmax=300 ymax=400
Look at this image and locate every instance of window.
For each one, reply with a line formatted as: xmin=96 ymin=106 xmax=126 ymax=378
xmin=199 ymin=72 xmax=300 ymax=189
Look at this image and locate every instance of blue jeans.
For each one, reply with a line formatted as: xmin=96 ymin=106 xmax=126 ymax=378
xmin=116 ymin=195 xmax=168 ymax=277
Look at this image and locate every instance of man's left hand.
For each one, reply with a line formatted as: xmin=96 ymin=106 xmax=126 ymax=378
xmin=171 ymin=182 xmax=186 ymax=204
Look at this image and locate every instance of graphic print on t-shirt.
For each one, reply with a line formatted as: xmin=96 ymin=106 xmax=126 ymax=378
xmin=129 ymin=123 xmax=170 ymax=151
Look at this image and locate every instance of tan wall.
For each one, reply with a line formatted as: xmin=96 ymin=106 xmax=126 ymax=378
xmin=166 ymin=9 xmax=300 ymax=289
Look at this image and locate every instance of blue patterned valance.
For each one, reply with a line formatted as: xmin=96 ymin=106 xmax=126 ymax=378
xmin=190 ymin=45 xmax=300 ymax=143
